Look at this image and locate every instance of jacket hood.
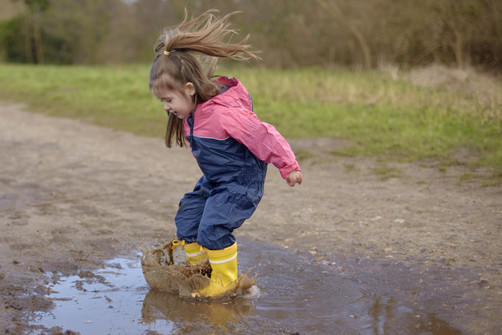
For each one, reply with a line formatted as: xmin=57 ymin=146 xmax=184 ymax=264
xmin=208 ymin=76 xmax=253 ymax=111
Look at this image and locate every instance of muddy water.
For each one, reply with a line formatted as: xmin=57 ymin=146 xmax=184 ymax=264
xmin=31 ymin=241 xmax=461 ymax=334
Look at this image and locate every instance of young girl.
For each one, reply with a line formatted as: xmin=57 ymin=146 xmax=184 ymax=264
xmin=149 ymin=10 xmax=302 ymax=298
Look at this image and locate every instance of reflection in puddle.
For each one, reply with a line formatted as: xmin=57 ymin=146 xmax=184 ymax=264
xmin=142 ymin=290 xmax=256 ymax=332
xmin=32 ymin=241 xmax=461 ymax=334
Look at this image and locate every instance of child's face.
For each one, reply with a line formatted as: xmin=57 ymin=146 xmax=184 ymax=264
xmin=153 ymin=82 xmax=196 ymax=120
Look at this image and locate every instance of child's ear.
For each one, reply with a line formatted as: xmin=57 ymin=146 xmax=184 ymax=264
xmin=184 ymin=82 xmax=196 ymax=97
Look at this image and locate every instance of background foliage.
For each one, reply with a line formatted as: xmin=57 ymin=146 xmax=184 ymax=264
xmin=1 ymin=0 xmax=501 ymax=71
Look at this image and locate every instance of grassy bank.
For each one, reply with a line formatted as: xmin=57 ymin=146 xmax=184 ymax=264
xmin=0 ymin=64 xmax=500 ymax=183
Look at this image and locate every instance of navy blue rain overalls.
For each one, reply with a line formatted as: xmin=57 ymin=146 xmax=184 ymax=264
xmin=174 ymin=83 xmax=268 ymax=250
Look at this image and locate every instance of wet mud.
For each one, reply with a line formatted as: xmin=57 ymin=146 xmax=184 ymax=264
xmin=0 ymin=103 xmax=501 ymax=334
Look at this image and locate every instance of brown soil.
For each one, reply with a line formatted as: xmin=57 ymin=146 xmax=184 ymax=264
xmin=0 ymin=102 xmax=501 ymax=334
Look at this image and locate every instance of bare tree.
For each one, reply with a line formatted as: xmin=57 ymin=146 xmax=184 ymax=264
xmin=21 ymin=0 xmax=50 ymax=64
xmin=316 ymin=0 xmax=372 ymax=69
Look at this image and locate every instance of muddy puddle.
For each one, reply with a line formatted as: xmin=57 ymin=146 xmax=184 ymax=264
xmin=29 ymin=241 xmax=461 ymax=334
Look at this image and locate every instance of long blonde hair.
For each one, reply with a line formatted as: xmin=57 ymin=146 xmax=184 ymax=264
xmin=149 ymin=10 xmax=260 ymax=147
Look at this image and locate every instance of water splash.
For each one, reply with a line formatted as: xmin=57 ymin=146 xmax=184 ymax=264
xmin=141 ymin=240 xmax=257 ymax=300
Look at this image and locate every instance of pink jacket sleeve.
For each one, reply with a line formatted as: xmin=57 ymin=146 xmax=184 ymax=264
xmin=220 ymin=107 xmax=301 ymax=179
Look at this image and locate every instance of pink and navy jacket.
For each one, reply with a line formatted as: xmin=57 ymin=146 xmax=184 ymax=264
xmin=175 ymin=76 xmax=300 ymax=250
xmin=184 ymin=76 xmax=299 ymax=183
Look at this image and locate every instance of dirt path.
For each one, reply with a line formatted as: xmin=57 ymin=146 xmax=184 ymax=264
xmin=0 ymin=102 xmax=501 ymax=334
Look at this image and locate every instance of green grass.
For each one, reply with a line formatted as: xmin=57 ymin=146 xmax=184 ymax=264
xmin=372 ymin=164 xmax=402 ymax=180
xmin=0 ymin=63 xmax=501 ymax=182
xmin=0 ymin=64 xmax=165 ymax=136
xmin=226 ymin=67 xmax=501 ymax=162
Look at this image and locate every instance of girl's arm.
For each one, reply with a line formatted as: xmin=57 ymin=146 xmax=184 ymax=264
xmin=221 ymin=107 xmax=302 ymax=185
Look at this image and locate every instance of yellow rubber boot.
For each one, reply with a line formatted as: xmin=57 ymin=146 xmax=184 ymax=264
xmin=183 ymin=242 xmax=208 ymax=266
xmin=197 ymin=242 xmax=238 ymax=298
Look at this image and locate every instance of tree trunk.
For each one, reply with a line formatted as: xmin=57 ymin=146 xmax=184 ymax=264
xmin=348 ymin=22 xmax=372 ymax=69
xmin=24 ymin=18 xmax=33 ymax=63
xmin=33 ymin=14 xmax=44 ymax=64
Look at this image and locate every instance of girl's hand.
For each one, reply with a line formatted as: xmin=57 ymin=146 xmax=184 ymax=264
xmin=286 ymin=170 xmax=302 ymax=187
